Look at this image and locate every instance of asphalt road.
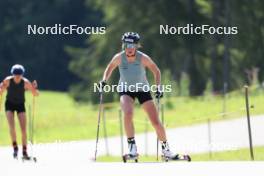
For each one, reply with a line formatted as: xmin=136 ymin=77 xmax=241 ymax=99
xmin=1 ymin=115 xmax=264 ymax=164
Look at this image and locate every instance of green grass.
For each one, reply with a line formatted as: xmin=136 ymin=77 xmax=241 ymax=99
xmin=97 ymin=146 xmax=264 ymax=162
xmin=0 ymin=87 xmax=264 ymax=145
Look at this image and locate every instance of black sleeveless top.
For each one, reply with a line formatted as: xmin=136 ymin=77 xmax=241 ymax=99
xmin=6 ymin=78 xmax=25 ymax=104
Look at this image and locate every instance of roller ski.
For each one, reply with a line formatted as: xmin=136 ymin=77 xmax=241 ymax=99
xmin=22 ymin=156 xmax=37 ymax=162
xmin=161 ymin=153 xmax=191 ymax=162
xmin=123 ymin=137 xmax=139 ymax=163
xmin=161 ymin=141 xmax=191 ymax=162
xmin=122 ymin=153 xmax=139 ymax=163
xmin=21 ymin=151 xmax=37 ymax=162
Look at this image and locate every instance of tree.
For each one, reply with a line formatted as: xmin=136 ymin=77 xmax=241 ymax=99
xmin=0 ymin=0 xmax=101 ymax=90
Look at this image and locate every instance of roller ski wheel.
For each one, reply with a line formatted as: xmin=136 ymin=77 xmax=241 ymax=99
xmin=122 ymin=154 xmax=139 ymax=163
xmin=162 ymin=154 xmax=191 ymax=162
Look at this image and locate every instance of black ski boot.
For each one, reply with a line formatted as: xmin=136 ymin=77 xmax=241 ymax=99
xmin=22 ymin=151 xmax=31 ymax=161
xmin=13 ymin=147 xmax=18 ymax=159
xmin=12 ymin=142 xmax=18 ymax=159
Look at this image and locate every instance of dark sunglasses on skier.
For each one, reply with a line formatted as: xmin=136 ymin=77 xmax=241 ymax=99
xmin=124 ymin=43 xmax=137 ymax=49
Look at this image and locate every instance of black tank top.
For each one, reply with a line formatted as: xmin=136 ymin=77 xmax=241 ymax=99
xmin=6 ymin=78 xmax=25 ymax=104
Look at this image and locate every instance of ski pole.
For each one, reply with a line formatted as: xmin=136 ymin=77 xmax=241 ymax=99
xmin=156 ymin=97 xmax=160 ymax=161
xmin=30 ymin=96 xmax=37 ymax=162
xmin=118 ymin=109 xmax=124 ymax=158
xmin=28 ymin=104 xmax=32 ymax=153
xmin=28 ymin=80 xmax=38 ymax=162
xmin=32 ymin=96 xmax=36 ymax=146
xmin=94 ymin=91 xmax=104 ymax=161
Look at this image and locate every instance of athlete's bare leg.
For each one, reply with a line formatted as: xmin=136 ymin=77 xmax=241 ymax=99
xmin=142 ymin=100 xmax=167 ymax=141
xmin=17 ymin=112 xmax=27 ymax=147
xmin=6 ymin=111 xmax=17 ymax=143
xmin=120 ymin=95 xmax=135 ymax=138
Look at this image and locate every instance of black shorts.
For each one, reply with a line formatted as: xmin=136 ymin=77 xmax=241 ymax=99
xmin=119 ymin=91 xmax=153 ymax=104
xmin=5 ymin=101 xmax=26 ymax=113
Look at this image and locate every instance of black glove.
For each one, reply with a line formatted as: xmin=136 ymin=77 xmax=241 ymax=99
xmin=155 ymin=89 xmax=163 ymax=99
xmin=99 ymin=80 xmax=107 ymax=90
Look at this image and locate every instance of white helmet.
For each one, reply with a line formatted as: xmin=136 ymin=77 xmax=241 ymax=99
xmin=11 ymin=64 xmax=25 ymax=75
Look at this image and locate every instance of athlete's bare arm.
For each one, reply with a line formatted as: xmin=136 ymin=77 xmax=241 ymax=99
xmin=0 ymin=77 xmax=12 ymax=94
xmin=24 ymin=79 xmax=39 ymax=96
xmin=102 ymin=53 xmax=121 ymax=81
xmin=0 ymin=82 xmax=4 ymax=95
xmin=141 ymin=54 xmax=161 ymax=87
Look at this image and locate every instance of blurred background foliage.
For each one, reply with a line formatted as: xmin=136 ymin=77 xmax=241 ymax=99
xmin=1 ymin=0 xmax=263 ymax=103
